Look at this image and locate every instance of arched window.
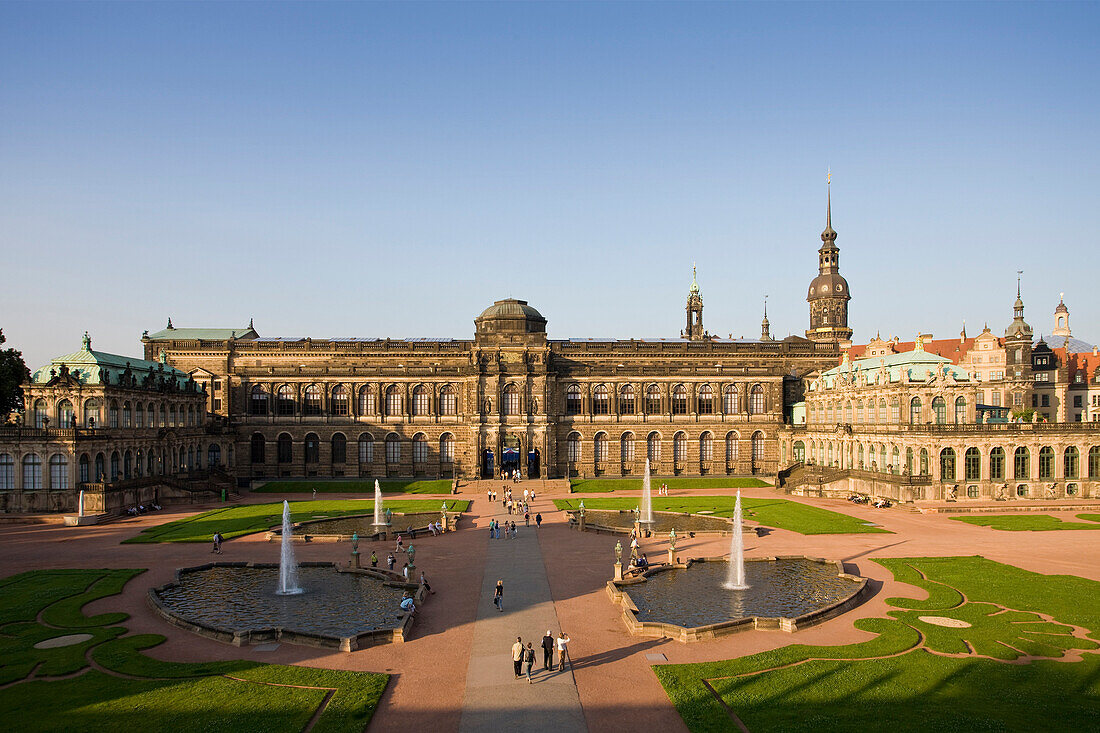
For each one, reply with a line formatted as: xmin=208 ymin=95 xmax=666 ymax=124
xmin=109 ymin=451 xmax=120 ymax=482
xmin=386 ymin=433 xmax=401 ymax=464
xmin=1064 ymin=447 xmax=1079 ymax=479
xmin=250 ymin=433 xmax=266 ymax=464
xmin=304 ymin=433 xmax=320 ymax=463
xmin=932 ymin=397 xmax=946 ymax=424
xmin=919 ymin=448 xmax=929 ymax=476
xmin=1039 ymin=446 xmax=1055 ymax=479
xmin=751 ymin=432 xmax=765 ymax=462
xmin=359 ymin=433 xmax=374 ymax=464
xmin=304 ymin=385 xmax=323 ymax=416
xmin=82 ymin=400 xmax=102 ymax=429
xmin=23 ymin=454 xmax=43 ymax=489
xmin=726 ymin=432 xmax=739 ymax=462
xmin=1089 ymin=446 xmax=1100 ymax=478
xmin=358 ymin=386 xmax=377 ymax=415
xmin=878 ymin=399 xmax=887 ymax=423
xmin=891 ymin=445 xmax=900 ymax=471
xmin=412 ymin=385 xmax=430 ymax=416
xmin=332 ymin=385 xmax=349 ymax=416
xmin=989 ymin=446 xmax=1005 ymax=480
xmin=826 ymin=404 xmax=834 ymax=423
xmin=566 ymin=385 xmax=582 ymax=415
xmin=910 ymin=397 xmax=922 ymax=424
xmin=147 ymin=451 xmax=155 ymax=475
xmin=855 ymin=400 xmax=864 ymax=423
xmin=159 ymin=404 xmax=167 ymax=427
xmin=440 ymin=434 xmax=454 ymax=464
xmin=620 ymin=432 xmax=635 ymax=463
xmin=645 ymin=385 xmax=661 ymax=415
xmin=386 ymin=385 xmax=403 ymax=416
xmin=700 ymin=432 xmax=713 ymax=461
xmin=32 ymin=399 xmax=47 ymax=429
xmin=48 ymin=454 xmax=68 ymax=489
xmin=77 ymin=453 xmax=89 ymax=483
xmin=793 ymin=441 xmax=805 ymax=462
xmin=169 ymin=405 xmax=177 ymax=427
xmin=413 ymin=433 xmax=427 ymax=463
xmin=332 ymin=433 xmax=347 ymax=463
xmin=619 ymin=385 xmax=635 ymax=415
xmin=95 ymin=453 xmax=105 ymax=481
xmin=134 ymin=402 xmax=143 ymax=429
xmin=504 ymin=384 xmax=521 ymax=416
xmin=208 ymin=444 xmax=221 ymax=467
xmin=1014 ymin=447 xmax=1030 ymax=479
xmin=277 ymin=433 xmax=293 ymax=463
xmin=439 ymin=386 xmax=457 ymax=416
xmin=673 ymin=432 xmax=687 ymax=461
xmin=749 ymin=385 xmax=766 ymax=415
xmin=672 ymin=385 xmax=688 ymax=415
xmin=954 ymin=397 xmax=967 ymax=424
xmin=594 ymin=432 xmax=608 ymax=462
xmin=122 ymin=402 xmax=133 ymax=428
xmin=276 ymin=385 xmax=295 ymax=416
xmin=108 ymin=401 xmax=119 ymax=428
xmin=567 ymin=432 xmax=581 ymax=462
xmin=250 ymin=385 xmax=269 ymax=415
xmin=697 ymin=385 xmax=714 ymax=414
xmin=856 ymin=443 xmax=864 ymax=468
xmin=0 ymin=454 xmax=13 ymax=490
xmin=56 ymin=400 xmax=74 ymax=428
xmin=723 ymin=385 xmax=739 ymax=414
xmin=844 ymin=402 xmax=853 ymax=423
xmin=146 ymin=403 xmax=153 ymax=427
xmin=592 ymin=385 xmax=609 ymax=415
xmin=939 ymin=448 xmax=956 ymax=480
xmin=647 ymin=432 xmax=661 ymax=462
xmin=187 ymin=446 xmax=194 ymax=471
xmin=964 ymin=448 xmax=980 ymax=481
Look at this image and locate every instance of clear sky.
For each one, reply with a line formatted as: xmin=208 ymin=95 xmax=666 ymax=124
xmin=2 ymin=1 xmax=1098 ymax=369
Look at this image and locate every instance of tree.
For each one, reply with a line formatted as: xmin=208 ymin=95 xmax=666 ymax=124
xmin=0 ymin=329 xmax=31 ymax=417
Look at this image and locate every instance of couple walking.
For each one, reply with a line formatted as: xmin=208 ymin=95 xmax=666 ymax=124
xmin=512 ymin=631 xmax=570 ymax=683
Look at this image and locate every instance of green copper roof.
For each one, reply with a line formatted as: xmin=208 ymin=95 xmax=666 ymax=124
xmin=815 ymin=348 xmax=972 ymax=390
xmin=32 ymin=333 xmax=193 ymax=388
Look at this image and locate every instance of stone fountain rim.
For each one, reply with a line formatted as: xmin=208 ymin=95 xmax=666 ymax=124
xmin=265 ymin=510 xmax=460 ymax=542
xmin=606 ymin=555 xmax=871 ymax=642
xmin=565 ymin=508 xmax=758 ymax=536
xmin=148 ymin=561 xmax=425 ymax=652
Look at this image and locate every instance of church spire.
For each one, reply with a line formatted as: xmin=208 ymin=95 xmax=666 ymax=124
xmin=682 ymin=264 xmax=706 ymax=340
xmin=760 ymin=295 xmax=772 ymax=341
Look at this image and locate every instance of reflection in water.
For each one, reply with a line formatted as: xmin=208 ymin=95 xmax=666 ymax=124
xmin=579 ymin=509 xmax=733 ymax=534
xmin=156 ymin=566 xmax=406 ymax=637
xmin=625 ymin=559 xmax=859 ymax=628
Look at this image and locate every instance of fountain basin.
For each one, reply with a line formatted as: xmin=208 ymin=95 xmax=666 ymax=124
xmin=149 ymin=562 xmax=424 ymax=651
xmin=568 ymin=509 xmax=757 ymax=536
xmin=266 ymin=512 xmax=458 ymax=542
xmin=607 ymin=556 xmax=869 ymax=642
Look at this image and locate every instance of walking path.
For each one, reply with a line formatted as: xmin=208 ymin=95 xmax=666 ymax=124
xmin=459 ymin=506 xmax=586 ymax=733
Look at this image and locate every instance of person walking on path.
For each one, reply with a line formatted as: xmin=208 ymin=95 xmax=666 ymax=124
xmin=494 ymin=579 xmax=504 ymax=611
xmin=524 ymin=510 xmax=530 ymax=527
xmin=512 ymin=637 xmax=524 ymax=678
xmin=556 ymin=632 xmax=571 ymax=671
xmin=370 ymin=551 xmax=378 ymax=567
xmin=541 ymin=630 xmax=555 ymax=670
xmin=211 ymin=532 xmax=222 ymax=554
xmin=524 ymin=642 xmax=536 ymax=683
xmin=510 ymin=520 xmax=517 ymax=538
xmin=387 ymin=553 xmax=396 ymax=571
xmin=535 ymin=512 xmax=543 ymax=529
xmin=419 ymin=571 xmax=434 ymax=594
xmin=503 ymin=522 xmax=510 ymax=540
xmin=402 ymin=563 xmax=410 ymax=581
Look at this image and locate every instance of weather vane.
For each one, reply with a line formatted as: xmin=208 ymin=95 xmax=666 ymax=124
xmin=826 ymin=167 xmax=831 ymax=185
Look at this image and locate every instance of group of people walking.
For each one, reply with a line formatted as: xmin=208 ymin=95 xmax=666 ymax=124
xmin=488 ymin=518 xmax=517 ymax=539
xmin=512 ymin=631 xmax=571 ymax=682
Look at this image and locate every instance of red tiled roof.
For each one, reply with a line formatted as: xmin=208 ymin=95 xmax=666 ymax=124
xmin=845 ymin=336 xmax=995 ymax=366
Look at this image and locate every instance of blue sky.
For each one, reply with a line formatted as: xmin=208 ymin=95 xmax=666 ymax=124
xmin=2 ymin=1 xmax=1098 ymax=368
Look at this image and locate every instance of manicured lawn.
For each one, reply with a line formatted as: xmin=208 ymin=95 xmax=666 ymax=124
xmin=0 ymin=569 xmax=389 ymax=732
xmin=553 ymin=496 xmax=890 ymax=535
xmin=253 ymin=478 xmax=454 ymax=494
xmin=569 ymin=477 xmax=770 ymax=493
xmin=124 ymin=499 xmax=470 ymax=544
xmin=655 ymin=556 xmax=1100 ymax=733
xmin=951 ymin=514 xmax=1100 ymax=531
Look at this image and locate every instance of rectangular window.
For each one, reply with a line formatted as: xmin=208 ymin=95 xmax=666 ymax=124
xmin=991 ymin=391 xmax=1002 ymax=407
xmin=359 ymin=440 xmax=373 ymax=464
xmin=213 ymin=399 xmax=222 ymax=411
xmin=1074 ymin=396 xmax=1083 ymax=407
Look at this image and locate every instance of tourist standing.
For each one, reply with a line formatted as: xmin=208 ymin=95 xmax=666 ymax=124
xmin=524 ymin=642 xmax=536 ymax=683
xmin=524 ymin=510 xmax=530 ymax=526
xmin=541 ymin=630 xmax=555 ymax=670
xmin=487 ymin=488 xmax=493 ymax=504
xmin=556 ymin=632 xmax=571 ymax=671
xmin=510 ymin=520 xmax=517 ymax=538
xmin=494 ymin=579 xmax=504 ymax=611
xmin=419 ymin=571 xmax=434 ymax=594
xmin=512 ymin=637 xmax=524 ymax=678
xmin=370 ymin=551 xmax=378 ymax=567
xmin=535 ymin=512 xmax=543 ymax=529
xmin=387 ymin=553 xmax=396 ymax=571
xmin=211 ymin=532 xmax=222 ymax=554
xmin=402 ymin=563 xmax=410 ymax=581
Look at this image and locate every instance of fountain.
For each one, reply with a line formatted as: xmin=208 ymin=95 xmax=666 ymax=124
xmin=640 ymin=458 xmax=655 ymax=526
xmin=373 ymin=480 xmax=387 ymax=526
xmin=78 ymin=489 xmax=85 ymax=518
xmin=276 ymin=500 xmax=303 ymax=596
xmin=724 ymin=491 xmax=750 ymax=590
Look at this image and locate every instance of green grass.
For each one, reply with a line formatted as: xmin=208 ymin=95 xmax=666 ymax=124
xmin=951 ymin=513 xmax=1100 ymax=531
xmin=655 ymin=556 xmax=1100 ymax=733
xmin=569 ymin=477 xmax=770 ymax=493
xmin=553 ymin=496 xmax=890 ymax=535
xmin=0 ymin=568 xmax=389 ymax=733
xmin=123 ymin=499 xmax=470 ymax=543
xmin=252 ymin=478 xmax=454 ymax=494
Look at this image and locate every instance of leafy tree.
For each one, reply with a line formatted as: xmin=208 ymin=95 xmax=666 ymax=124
xmin=0 ymin=329 xmax=31 ymax=417
xmin=1011 ymin=407 xmax=1036 ymax=423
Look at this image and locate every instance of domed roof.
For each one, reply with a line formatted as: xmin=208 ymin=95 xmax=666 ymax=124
xmin=477 ymin=299 xmax=545 ymax=321
xmin=807 ymin=273 xmax=850 ymax=300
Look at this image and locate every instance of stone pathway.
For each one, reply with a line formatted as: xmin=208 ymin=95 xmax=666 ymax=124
xmin=459 ymin=509 xmax=586 ymax=733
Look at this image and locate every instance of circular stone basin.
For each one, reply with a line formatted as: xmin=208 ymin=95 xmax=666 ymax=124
xmin=34 ymin=633 xmax=93 ymax=649
xmin=623 ymin=558 xmax=862 ymax=628
xmin=919 ymin=616 xmax=972 ymax=628
xmin=579 ymin=509 xmax=734 ymax=534
xmin=154 ymin=565 xmax=408 ymax=639
xmin=280 ymin=512 xmax=442 ymax=538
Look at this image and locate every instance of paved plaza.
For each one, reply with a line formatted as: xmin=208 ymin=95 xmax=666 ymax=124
xmin=2 ymin=482 xmax=1099 ymax=731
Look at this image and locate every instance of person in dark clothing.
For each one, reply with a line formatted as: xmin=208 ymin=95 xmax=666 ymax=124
xmin=535 ymin=512 xmax=542 ymax=528
xmin=541 ymin=630 xmax=555 ymax=670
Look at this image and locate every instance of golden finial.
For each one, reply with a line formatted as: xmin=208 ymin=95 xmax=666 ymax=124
xmin=826 ymin=167 xmax=831 ymax=185
xmin=915 ymin=334 xmax=925 ymax=352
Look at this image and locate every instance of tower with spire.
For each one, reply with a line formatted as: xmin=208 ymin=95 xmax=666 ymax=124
xmin=760 ymin=295 xmax=772 ymax=341
xmin=1004 ymin=272 xmax=1034 ymax=409
xmin=681 ymin=264 xmax=708 ymax=341
xmin=805 ymin=174 xmax=852 ymax=343
xmin=1053 ymin=293 xmax=1071 ymax=338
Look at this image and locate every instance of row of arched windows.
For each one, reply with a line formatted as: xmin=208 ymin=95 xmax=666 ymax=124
xmin=30 ymin=397 xmax=200 ymax=429
xmin=565 ymin=383 xmax=767 ymax=416
xmin=565 ymin=430 xmax=766 ymax=464
xmin=810 ymin=396 xmax=969 ymax=426
xmin=250 ymin=384 xmax=459 ymax=418
xmin=0 ymin=442 xmax=229 ymax=490
xmin=249 ymin=432 xmax=455 ymax=465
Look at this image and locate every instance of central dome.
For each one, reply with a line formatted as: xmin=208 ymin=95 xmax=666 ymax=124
xmin=477 ymin=299 xmax=545 ymax=321
xmin=474 ymin=299 xmax=547 ymax=340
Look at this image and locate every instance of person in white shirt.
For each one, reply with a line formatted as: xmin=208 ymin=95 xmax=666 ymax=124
xmin=556 ymin=632 xmax=571 ymax=671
